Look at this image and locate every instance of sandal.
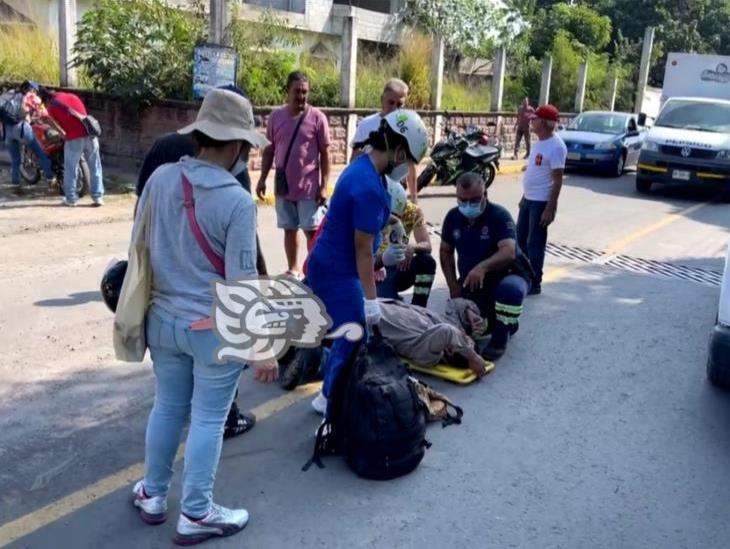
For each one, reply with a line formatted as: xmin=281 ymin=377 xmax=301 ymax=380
xmin=283 ymin=270 xmax=304 ymax=281
xmin=223 ymin=412 xmax=256 ymax=439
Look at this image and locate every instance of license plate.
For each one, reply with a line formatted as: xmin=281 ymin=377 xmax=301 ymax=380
xmin=672 ymin=170 xmax=691 ymax=181
xmin=567 ymin=152 xmax=581 ymax=161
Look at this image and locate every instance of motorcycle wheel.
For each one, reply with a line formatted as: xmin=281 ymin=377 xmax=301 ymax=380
xmin=20 ymin=145 xmax=41 ymax=184
xmin=482 ymin=164 xmax=497 ymax=188
xmin=416 ymin=164 xmax=438 ymax=192
xmin=57 ymin=158 xmax=91 ymax=198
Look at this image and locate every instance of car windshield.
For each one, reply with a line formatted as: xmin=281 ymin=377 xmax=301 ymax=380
xmin=655 ymin=100 xmax=730 ymax=133
xmin=567 ymin=113 xmax=629 ymax=134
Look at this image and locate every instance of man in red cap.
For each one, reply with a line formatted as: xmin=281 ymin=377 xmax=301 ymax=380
xmin=517 ymin=104 xmax=567 ymax=295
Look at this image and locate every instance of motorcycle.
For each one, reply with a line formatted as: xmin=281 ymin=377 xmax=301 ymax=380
xmin=20 ymin=121 xmax=90 ymax=197
xmin=417 ymin=120 xmax=501 ymax=192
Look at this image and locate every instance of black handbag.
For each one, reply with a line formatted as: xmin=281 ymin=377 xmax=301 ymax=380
xmin=275 ymin=108 xmax=308 ymax=196
xmin=52 ymin=99 xmax=102 ymax=138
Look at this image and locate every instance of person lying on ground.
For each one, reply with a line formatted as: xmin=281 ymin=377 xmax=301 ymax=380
xmin=280 ymin=297 xmax=491 ymax=412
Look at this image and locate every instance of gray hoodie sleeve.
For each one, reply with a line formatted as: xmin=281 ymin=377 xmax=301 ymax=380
xmin=225 ymin=196 xmax=258 ymax=281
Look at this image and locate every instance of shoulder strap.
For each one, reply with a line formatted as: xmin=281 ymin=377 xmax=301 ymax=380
xmin=181 ymin=174 xmax=225 ymax=277
xmin=282 ymin=107 xmax=308 ymax=171
xmin=51 ymin=99 xmax=85 ymax=121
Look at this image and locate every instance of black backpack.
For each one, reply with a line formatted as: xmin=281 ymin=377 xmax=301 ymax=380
xmin=304 ymin=327 xmax=430 ymax=480
xmin=0 ymin=90 xmax=22 ymax=125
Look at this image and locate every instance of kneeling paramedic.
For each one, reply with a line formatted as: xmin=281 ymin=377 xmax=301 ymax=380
xmin=440 ymin=172 xmax=533 ymax=361
xmin=375 ymin=180 xmax=436 ymax=307
xmin=306 ymin=109 xmax=429 ymax=416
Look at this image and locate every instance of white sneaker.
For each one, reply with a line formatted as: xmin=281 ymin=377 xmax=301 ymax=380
xmin=311 ymin=391 xmax=327 ymax=416
xmin=131 ymin=480 xmax=167 ymax=525
xmin=92 ymin=196 xmax=104 ymax=207
xmin=174 ymin=503 xmax=249 ymax=546
xmin=60 ymin=197 xmax=76 ymax=207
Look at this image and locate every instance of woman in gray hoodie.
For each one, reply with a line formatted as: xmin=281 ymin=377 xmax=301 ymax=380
xmin=129 ymin=89 xmax=275 ymax=546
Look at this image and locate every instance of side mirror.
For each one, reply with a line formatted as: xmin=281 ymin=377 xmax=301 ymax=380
xmin=637 ymin=113 xmax=647 ymax=127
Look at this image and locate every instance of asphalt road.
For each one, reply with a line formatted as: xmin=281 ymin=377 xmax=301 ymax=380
xmin=1 ymin=169 xmax=729 ymax=548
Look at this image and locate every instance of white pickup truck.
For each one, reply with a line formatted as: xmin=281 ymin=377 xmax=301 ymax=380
xmin=636 ymin=53 xmax=730 ymax=194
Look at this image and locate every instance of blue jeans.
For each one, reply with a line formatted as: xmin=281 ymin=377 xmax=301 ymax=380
xmin=143 ymin=306 xmax=243 ymax=518
xmin=64 ymin=136 xmax=104 ymax=201
xmin=517 ymin=199 xmax=548 ymax=286
xmin=3 ymin=121 xmax=53 ymax=184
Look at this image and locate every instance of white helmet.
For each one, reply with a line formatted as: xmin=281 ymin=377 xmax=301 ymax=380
xmin=386 ymin=176 xmax=408 ymax=217
xmin=382 ymin=109 xmax=429 ymax=164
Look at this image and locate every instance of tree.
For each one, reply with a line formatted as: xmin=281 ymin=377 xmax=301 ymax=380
xmin=73 ymin=0 xmax=205 ymax=104
xmin=403 ymin=0 xmax=525 ymax=59
xmin=529 ymin=2 xmax=612 ymax=59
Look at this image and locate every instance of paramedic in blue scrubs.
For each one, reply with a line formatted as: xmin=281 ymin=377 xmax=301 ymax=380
xmin=306 ymin=110 xmax=429 ymax=415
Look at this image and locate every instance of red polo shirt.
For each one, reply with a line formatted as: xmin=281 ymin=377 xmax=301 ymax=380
xmin=47 ymin=92 xmax=88 ymax=141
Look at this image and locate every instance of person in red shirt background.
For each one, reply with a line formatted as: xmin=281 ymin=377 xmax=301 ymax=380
xmin=38 ymin=87 xmax=104 ymax=206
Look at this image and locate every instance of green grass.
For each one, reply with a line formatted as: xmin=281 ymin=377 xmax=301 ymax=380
xmin=442 ymin=78 xmax=491 ymax=112
xmin=0 ymin=25 xmax=59 ymax=85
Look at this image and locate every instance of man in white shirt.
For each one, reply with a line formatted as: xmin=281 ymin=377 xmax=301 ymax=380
xmin=517 ymin=104 xmax=567 ymax=296
xmin=350 ymin=78 xmax=418 ymax=201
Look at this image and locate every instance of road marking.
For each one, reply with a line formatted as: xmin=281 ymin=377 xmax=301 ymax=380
xmin=0 ymin=199 xmax=712 ymax=546
xmin=602 ymin=202 xmax=709 ymax=257
xmin=0 ymin=383 xmax=321 ymax=547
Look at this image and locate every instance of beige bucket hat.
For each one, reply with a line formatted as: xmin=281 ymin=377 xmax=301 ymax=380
xmin=178 ymin=88 xmax=269 ymax=148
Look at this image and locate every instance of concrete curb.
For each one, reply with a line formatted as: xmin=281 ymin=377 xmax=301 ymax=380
xmin=497 ymin=162 xmax=526 ymax=175
xmin=254 ymin=163 xmax=525 ymax=206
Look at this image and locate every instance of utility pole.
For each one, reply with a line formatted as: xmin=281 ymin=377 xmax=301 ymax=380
xmin=634 ymin=26 xmax=655 ymax=114
xmin=539 ymin=55 xmax=552 ymax=105
xmin=575 ymin=61 xmax=588 ymax=113
xmin=209 ymin=0 xmax=231 ymax=46
xmin=58 ymin=0 xmax=78 ymax=87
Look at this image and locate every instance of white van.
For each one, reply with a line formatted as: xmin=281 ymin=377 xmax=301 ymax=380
xmin=636 ymin=53 xmax=730 ymax=193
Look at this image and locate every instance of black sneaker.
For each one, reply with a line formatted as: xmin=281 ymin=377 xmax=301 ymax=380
xmin=528 ymin=284 xmax=541 ymax=296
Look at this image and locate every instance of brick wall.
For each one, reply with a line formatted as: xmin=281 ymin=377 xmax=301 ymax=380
xmin=31 ymin=89 xmax=575 ymax=171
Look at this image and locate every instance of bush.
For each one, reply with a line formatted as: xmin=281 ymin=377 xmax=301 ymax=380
xmin=300 ymin=56 xmax=340 ymax=107
xmin=0 ymin=25 xmax=59 ymax=85
xmin=442 ymin=77 xmax=490 ymax=111
xmin=73 ymin=0 xmax=205 ymax=105
xmin=398 ymin=33 xmax=431 ymax=108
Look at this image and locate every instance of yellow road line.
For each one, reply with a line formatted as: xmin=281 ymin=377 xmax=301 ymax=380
xmin=0 ymin=200 xmax=712 ymax=546
xmin=0 ymin=383 xmax=321 ymax=547
xmin=603 ymin=202 xmax=708 ymax=257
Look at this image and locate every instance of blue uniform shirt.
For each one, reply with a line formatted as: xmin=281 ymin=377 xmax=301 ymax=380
xmin=441 ymin=202 xmax=517 ymax=284
xmin=312 ymin=154 xmax=390 ymax=276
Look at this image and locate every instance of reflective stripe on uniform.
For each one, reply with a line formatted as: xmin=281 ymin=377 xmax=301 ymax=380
xmin=413 ymin=286 xmax=431 ymax=295
xmin=495 ymin=302 xmax=523 ymax=315
xmin=414 ymin=274 xmax=434 ymax=283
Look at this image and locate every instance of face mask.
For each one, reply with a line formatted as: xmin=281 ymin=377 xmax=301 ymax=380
xmin=227 ymin=143 xmax=245 ymax=173
xmin=388 ymin=162 xmax=409 ymax=185
xmin=458 ymin=198 xmax=485 ymax=219
xmin=230 ymin=158 xmax=248 ymax=177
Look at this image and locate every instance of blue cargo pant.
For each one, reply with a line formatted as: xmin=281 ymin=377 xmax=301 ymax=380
xmin=464 ymin=274 xmax=529 ymax=348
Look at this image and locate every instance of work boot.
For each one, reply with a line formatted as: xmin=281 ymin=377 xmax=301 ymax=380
xmin=481 ymin=342 xmax=506 ymax=361
xmin=528 ymin=284 xmax=541 ymax=296
xmin=131 ymin=480 xmax=167 ymax=525
xmin=174 ymin=504 xmax=249 ymax=546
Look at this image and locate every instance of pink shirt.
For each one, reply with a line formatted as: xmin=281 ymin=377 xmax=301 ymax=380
xmin=266 ymin=105 xmax=331 ymax=201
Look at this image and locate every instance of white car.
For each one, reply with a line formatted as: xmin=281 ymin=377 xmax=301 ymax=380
xmin=708 ymin=241 xmax=730 ymax=387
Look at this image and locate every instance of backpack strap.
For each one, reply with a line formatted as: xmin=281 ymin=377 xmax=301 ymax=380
xmin=181 ymin=174 xmax=225 ymax=277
